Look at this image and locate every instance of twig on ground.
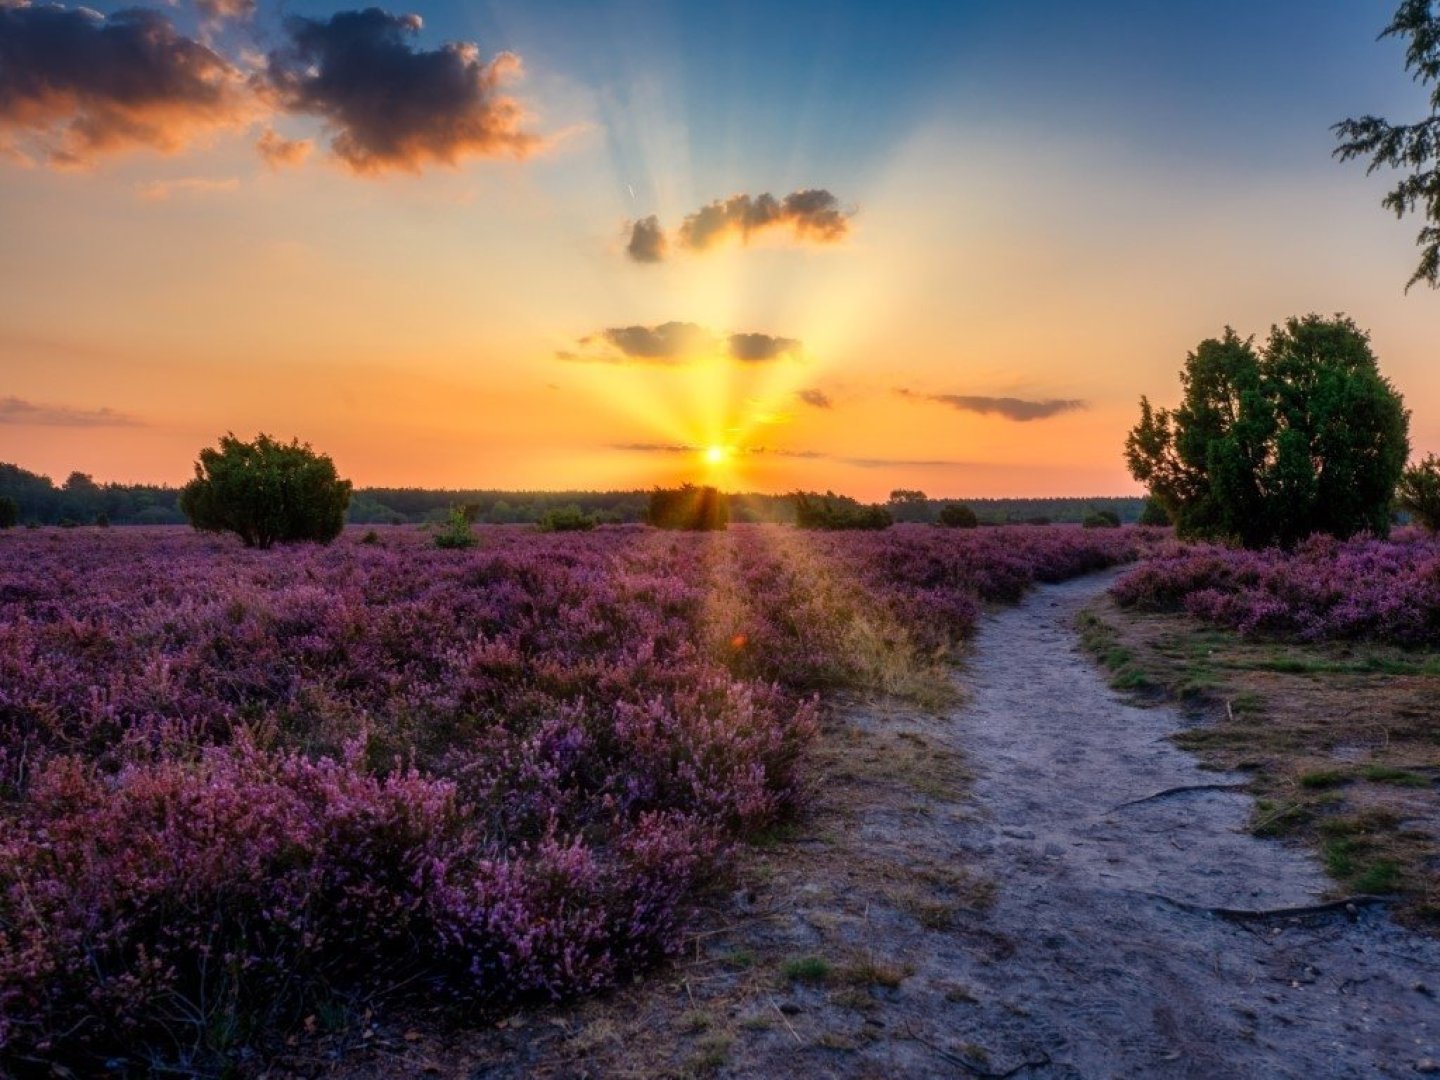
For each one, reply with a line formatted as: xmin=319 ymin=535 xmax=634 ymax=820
xmin=1111 ymin=783 xmax=1250 ymax=812
xmin=901 ymin=1023 xmax=1053 ymax=1077
xmin=1144 ymin=892 xmax=1392 ymax=922
xmin=768 ymin=997 xmax=803 ymax=1044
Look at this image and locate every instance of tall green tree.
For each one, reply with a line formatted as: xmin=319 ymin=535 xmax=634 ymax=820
xmin=180 ymin=433 xmax=352 ymax=548
xmin=1334 ymin=0 xmax=1440 ymax=289
xmin=1125 ymin=315 xmax=1409 ymax=549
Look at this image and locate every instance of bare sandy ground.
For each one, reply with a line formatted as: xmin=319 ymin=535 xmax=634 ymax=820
xmin=938 ymin=571 xmax=1440 ymax=1078
xmin=326 ymin=572 xmax=1440 ymax=1079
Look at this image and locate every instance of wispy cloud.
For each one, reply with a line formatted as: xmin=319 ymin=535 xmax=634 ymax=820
xmin=255 ymin=128 xmax=312 ymax=168
xmin=135 ymin=176 xmax=240 ymax=201
xmin=611 ymin=442 xmax=964 ymax=469
xmin=896 ymin=388 xmax=1086 ymax=422
xmin=562 ymin=322 xmax=803 ymax=365
xmin=625 ymin=189 xmax=854 ymax=263
xmin=0 ymin=397 xmax=141 ymax=427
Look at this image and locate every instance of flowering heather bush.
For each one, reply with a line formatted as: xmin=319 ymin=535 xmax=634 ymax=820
xmin=1111 ymin=531 xmax=1440 ymax=646
xmin=0 ymin=523 xmax=1147 ymax=1069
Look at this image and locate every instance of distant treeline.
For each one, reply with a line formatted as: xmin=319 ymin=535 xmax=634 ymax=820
xmin=0 ymin=463 xmax=1145 ymax=527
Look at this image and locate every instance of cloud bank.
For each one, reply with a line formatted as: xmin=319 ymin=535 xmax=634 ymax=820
xmin=563 ymin=322 xmax=803 ymax=365
xmin=897 ymin=389 xmax=1086 ymax=422
xmin=625 ymin=189 xmax=854 ymax=263
xmin=795 ymin=388 xmax=832 ymax=409
xmin=0 ymin=396 xmax=140 ymax=427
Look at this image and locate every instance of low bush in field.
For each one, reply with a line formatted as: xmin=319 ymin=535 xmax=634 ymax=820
xmin=0 ymin=524 xmax=1150 ymax=1069
xmin=936 ymin=503 xmax=978 ymax=528
xmin=793 ymin=492 xmax=892 ymax=530
xmin=648 ymin=485 xmax=728 ymax=530
xmin=537 ymin=505 xmax=597 ymax=532
xmin=1083 ymin=509 xmax=1120 ymax=529
xmin=1111 ymin=532 xmax=1440 ymax=645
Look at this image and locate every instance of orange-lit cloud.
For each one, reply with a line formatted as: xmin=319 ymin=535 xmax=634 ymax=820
xmin=625 ymin=189 xmax=854 ymax=262
xmin=897 ymin=389 xmax=1087 ymax=422
xmin=0 ymin=4 xmax=254 ymax=166
xmin=262 ymin=10 xmax=536 ymax=175
xmin=562 ymin=322 xmax=803 ymax=364
xmin=0 ymin=396 xmax=141 ymax=427
xmin=255 ymin=127 xmax=311 ymax=168
xmin=195 ymin=0 xmax=255 ymax=21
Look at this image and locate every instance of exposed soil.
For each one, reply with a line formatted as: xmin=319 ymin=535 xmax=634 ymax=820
xmin=318 ymin=573 xmax=1440 ymax=1079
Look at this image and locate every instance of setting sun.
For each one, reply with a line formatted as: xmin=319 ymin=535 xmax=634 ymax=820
xmin=704 ymin=445 xmax=730 ymax=466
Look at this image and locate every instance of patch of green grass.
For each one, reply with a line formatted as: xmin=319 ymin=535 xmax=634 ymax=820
xmin=1109 ymin=667 xmax=1155 ymax=691
xmin=840 ymin=959 xmax=909 ymax=990
xmin=1352 ymin=860 xmax=1402 ymax=894
xmin=1252 ymin=799 xmax=1309 ymax=837
xmin=722 ymin=948 xmax=756 ymax=970
xmin=1360 ymin=764 xmax=1430 ymax=787
xmin=1324 ymin=837 xmax=1359 ymax=877
xmin=684 ymin=1033 xmax=733 ymax=1076
xmin=781 ymin=955 xmax=831 ymax=983
xmin=1229 ymin=692 xmax=1265 ymax=715
xmin=1298 ymin=769 xmax=1349 ymax=790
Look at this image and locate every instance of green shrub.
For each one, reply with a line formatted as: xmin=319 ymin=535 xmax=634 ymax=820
xmin=793 ymin=492 xmax=891 ymax=530
xmin=179 ymin=433 xmax=351 ymax=549
xmin=936 ymin=502 xmax=978 ymax=528
xmin=0 ymin=495 xmax=17 ymax=529
xmin=537 ymin=505 xmax=597 ymax=533
xmin=1397 ymin=454 xmax=1440 ymax=532
xmin=1083 ymin=509 xmax=1121 ymax=529
xmin=648 ymin=485 xmax=729 ymax=530
xmin=1138 ymin=496 xmax=1171 ymax=527
xmin=432 ymin=506 xmax=478 ymax=549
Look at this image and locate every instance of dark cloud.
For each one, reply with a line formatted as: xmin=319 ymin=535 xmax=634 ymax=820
xmin=255 ymin=127 xmax=311 ymax=167
xmin=263 ymin=9 xmax=535 ymax=174
xmin=564 ymin=322 xmax=803 ymax=365
xmin=678 ymin=189 xmax=852 ymax=251
xmin=0 ymin=396 xmax=140 ymax=427
xmin=0 ymin=4 xmax=252 ymax=165
xmin=728 ymin=332 xmax=801 ymax=363
xmin=897 ymin=389 xmax=1086 ymax=422
xmin=600 ymin=321 xmax=715 ymax=362
xmin=625 ymin=215 xmax=665 ymax=263
xmin=624 ymin=189 xmax=854 ymax=262
xmin=795 ymin=388 xmax=832 ymax=409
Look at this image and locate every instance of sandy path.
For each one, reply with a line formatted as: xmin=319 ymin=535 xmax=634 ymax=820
xmin=940 ymin=571 xmax=1440 ymax=1078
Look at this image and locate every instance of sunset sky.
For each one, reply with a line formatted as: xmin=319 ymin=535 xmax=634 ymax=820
xmin=1 ymin=0 xmax=1436 ymax=499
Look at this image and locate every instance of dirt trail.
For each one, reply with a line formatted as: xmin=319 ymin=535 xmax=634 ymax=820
xmin=330 ymin=573 xmax=1440 ymax=1079
xmin=939 ymin=571 xmax=1440 ymax=1078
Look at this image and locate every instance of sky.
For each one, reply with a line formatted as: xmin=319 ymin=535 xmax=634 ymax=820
xmin=0 ymin=0 xmax=1436 ymax=499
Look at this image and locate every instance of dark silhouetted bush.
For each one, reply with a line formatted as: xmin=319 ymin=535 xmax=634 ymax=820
xmin=937 ymin=502 xmax=978 ymax=528
xmin=0 ymin=496 xmax=17 ymax=529
xmin=1138 ymin=496 xmax=1171 ymax=527
xmin=793 ymin=493 xmax=892 ymax=530
xmin=647 ymin=485 xmax=729 ymax=530
xmin=180 ymin=433 xmax=352 ymax=549
xmin=1398 ymin=454 xmax=1440 ymax=532
xmin=537 ymin=505 xmax=598 ymax=532
xmin=1083 ymin=509 xmax=1121 ymax=529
